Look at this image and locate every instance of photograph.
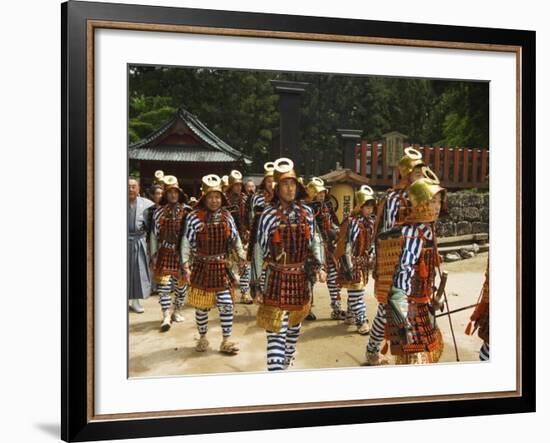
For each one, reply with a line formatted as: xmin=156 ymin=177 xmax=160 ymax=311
xmin=126 ymin=65 xmax=491 ymax=377
xmin=60 ymin=2 xmax=535 ymax=439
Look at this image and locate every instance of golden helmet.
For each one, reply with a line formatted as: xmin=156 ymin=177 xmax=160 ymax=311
xmin=221 ymin=174 xmax=229 ymax=192
xmin=162 ymin=175 xmax=182 ymax=193
xmin=198 ymin=174 xmax=229 ymax=207
xmin=306 ymin=177 xmax=328 ymax=200
xmin=354 ymin=184 xmax=377 ymax=209
xmin=154 ymin=170 xmax=165 ymax=185
xmin=263 ymin=161 xmax=276 ymax=177
xmin=398 ymin=147 xmax=425 ymax=178
xmin=273 ymin=158 xmax=298 ymax=183
xmin=202 ymin=174 xmax=224 ymax=195
xmin=272 ymin=157 xmax=307 ymax=199
xmin=405 ymin=167 xmax=446 ymax=223
xmin=228 ymin=169 xmax=243 ymax=186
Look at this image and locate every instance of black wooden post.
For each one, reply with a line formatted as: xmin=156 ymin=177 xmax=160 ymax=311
xmin=337 ymin=129 xmax=363 ymax=171
xmin=271 ymin=80 xmax=308 ymax=164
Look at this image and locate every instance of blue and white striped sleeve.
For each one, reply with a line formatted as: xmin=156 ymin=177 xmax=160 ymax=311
xmin=347 ymin=217 xmax=360 ymax=246
xmin=227 ymin=212 xmax=246 ymax=259
xmin=258 ymin=209 xmax=277 ymax=257
xmin=384 ymin=191 xmax=400 ymax=231
xmin=393 ymin=224 xmax=424 ymax=293
xmin=252 ymin=208 xmax=275 ymax=282
xmin=304 ymin=205 xmax=316 ymax=244
xmin=180 ymin=212 xmax=200 ymax=263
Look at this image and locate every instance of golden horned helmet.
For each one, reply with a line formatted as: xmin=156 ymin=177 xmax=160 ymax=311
xmin=201 ymin=174 xmax=224 ymax=195
xmin=198 ymin=174 xmax=229 ymax=208
xmin=263 ymin=161 xmax=276 ymax=177
xmin=154 ymin=170 xmax=165 ymax=185
xmin=405 ymin=167 xmax=446 ymax=223
xmin=306 ymin=177 xmax=328 ymax=200
xmin=398 ymin=147 xmax=425 ymax=179
xmin=162 ymin=175 xmax=182 ymax=193
xmin=354 ymin=184 xmax=377 ymax=210
xmin=221 ymin=174 xmax=229 ymax=192
xmin=273 ymin=158 xmax=298 ymax=183
xmin=272 ymin=157 xmax=307 ymax=200
xmin=228 ymin=169 xmax=243 ymax=187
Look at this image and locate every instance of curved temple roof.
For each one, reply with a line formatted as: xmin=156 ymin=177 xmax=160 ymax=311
xmin=129 ymin=106 xmax=252 ymax=165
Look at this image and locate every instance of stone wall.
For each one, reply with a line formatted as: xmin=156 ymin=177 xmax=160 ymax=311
xmin=436 ymin=191 xmax=489 ymax=237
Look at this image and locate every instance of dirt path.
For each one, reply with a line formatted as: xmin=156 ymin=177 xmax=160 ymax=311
xmin=129 ymin=252 xmax=488 ymax=377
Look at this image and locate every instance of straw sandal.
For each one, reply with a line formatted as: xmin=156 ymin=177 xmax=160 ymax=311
xmin=219 ymin=339 xmax=239 ymax=355
xmin=194 ymin=336 xmax=209 ymax=352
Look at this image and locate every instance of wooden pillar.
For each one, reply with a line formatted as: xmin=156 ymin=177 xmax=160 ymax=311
xmin=371 ymin=142 xmax=378 ymax=181
xmin=453 ymin=147 xmax=460 ymax=185
xmin=270 ymin=80 xmax=308 ymax=163
xmin=434 ymin=146 xmax=441 ymax=177
xmin=360 ymin=140 xmax=367 ymax=176
xmin=462 ymin=148 xmax=470 ymax=185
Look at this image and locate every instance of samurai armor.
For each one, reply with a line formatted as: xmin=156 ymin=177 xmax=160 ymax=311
xmin=337 ymin=215 xmax=373 ymax=289
xmin=256 ymin=299 xmax=311 ymax=331
xmin=469 ymin=260 xmax=490 ymax=343
xmin=189 ymin=209 xmax=232 ymax=293
xmin=246 ymin=191 xmax=272 ymax=260
xmin=316 ymin=203 xmax=339 ymax=265
xmin=256 ymin=304 xmax=287 ymax=331
xmin=263 ymin=205 xmax=311 ymax=311
xmin=155 ymin=203 xmax=188 ymax=277
xmin=374 ymin=232 xmax=405 ymax=303
xmin=226 ymin=191 xmax=249 ymax=240
xmin=264 ymin=263 xmax=310 ymax=310
xmin=187 ymin=286 xmax=236 ymax=310
xmin=155 ymin=274 xmax=186 ymax=287
xmin=385 ymin=240 xmax=444 ymax=359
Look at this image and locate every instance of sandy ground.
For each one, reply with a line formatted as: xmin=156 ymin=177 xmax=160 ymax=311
xmin=129 ymin=252 xmax=488 ymax=377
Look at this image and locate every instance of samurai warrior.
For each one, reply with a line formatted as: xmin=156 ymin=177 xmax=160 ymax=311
xmin=383 ymin=167 xmax=446 ymax=365
xmin=365 ymin=147 xmax=426 ymax=365
xmin=334 ymin=186 xmax=377 ymax=335
xmin=252 ymin=158 xmax=326 ymax=371
xmin=466 ymin=259 xmax=490 ymax=360
xmin=149 ymin=175 xmax=189 ymax=332
xmin=181 ymin=174 xmax=246 ymax=355
xmin=305 ymin=177 xmax=345 ymax=320
xmin=247 ymin=162 xmax=276 ymax=292
xmin=225 ymin=169 xmax=253 ymax=304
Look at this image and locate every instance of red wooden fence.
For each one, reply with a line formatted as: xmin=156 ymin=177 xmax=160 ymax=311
xmin=354 ymin=140 xmax=489 ymax=189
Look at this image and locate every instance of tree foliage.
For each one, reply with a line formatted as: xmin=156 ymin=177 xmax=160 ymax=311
xmin=128 ymin=66 xmax=488 ymax=173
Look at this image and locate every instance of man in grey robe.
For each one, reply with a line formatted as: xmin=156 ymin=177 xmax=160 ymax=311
xmin=128 ymin=177 xmax=154 ymax=313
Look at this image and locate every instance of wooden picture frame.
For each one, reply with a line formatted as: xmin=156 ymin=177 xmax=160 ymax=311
xmin=61 ymin=1 xmax=535 ymax=441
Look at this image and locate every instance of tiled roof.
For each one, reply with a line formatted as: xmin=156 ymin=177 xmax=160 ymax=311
xmin=129 ymin=146 xmax=240 ymax=163
xmin=129 ymin=106 xmax=252 ymax=164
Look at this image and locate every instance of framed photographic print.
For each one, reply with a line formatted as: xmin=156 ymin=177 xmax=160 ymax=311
xmin=61 ymin=0 xmax=535 ymax=441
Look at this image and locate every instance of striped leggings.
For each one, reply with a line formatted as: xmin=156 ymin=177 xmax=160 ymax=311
xmin=157 ymin=276 xmax=188 ymax=312
xmin=327 ymin=262 xmax=342 ymax=311
xmin=266 ymin=312 xmax=301 ymax=371
xmin=240 ymin=264 xmax=251 ymax=295
xmin=346 ymin=289 xmax=367 ymax=325
xmin=195 ymin=288 xmax=234 ymax=338
xmin=480 ymin=342 xmax=490 ymax=361
xmin=367 ymin=303 xmax=387 ymax=354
